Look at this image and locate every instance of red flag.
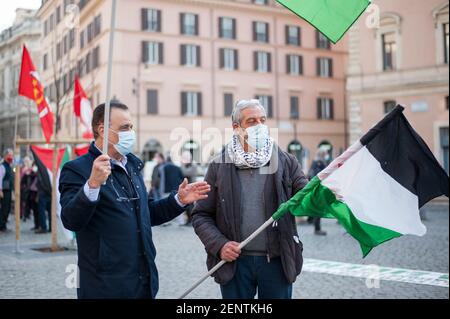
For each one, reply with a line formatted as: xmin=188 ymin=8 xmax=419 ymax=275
xmin=74 ymin=145 xmax=89 ymax=156
xmin=18 ymin=45 xmax=54 ymax=143
xmin=73 ymin=75 xmax=93 ymax=139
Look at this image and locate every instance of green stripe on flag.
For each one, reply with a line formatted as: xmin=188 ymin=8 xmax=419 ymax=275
xmin=273 ymin=176 xmax=401 ymax=257
xmin=276 ymin=0 xmax=370 ymax=43
xmin=60 ymin=146 xmax=71 ymax=169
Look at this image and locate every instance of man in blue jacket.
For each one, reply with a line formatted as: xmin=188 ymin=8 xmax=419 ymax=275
xmin=59 ymin=101 xmax=210 ymax=299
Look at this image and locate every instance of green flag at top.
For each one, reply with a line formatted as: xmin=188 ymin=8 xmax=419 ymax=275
xmin=277 ymin=0 xmax=370 ymax=43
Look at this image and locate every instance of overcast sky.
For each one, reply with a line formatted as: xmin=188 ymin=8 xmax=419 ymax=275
xmin=0 ymin=0 xmax=41 ymax=32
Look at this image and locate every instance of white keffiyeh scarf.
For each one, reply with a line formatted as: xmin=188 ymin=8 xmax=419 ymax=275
xmin=227 ymin=135 xmax=274 ymax=169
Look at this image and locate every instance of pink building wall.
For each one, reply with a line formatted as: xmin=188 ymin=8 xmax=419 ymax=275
xmin=37 ymin=0 xmax=348 ymax=170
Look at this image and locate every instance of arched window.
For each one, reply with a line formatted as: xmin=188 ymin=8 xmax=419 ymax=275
xmin=318 ymin=140 xmax=334 ymax=164
xmin=142 ymin=139 xmax=162 ymax=162
xmin=182 ymin=139 xmax=200 ymax=164
xmin=288 ymin=140 xmax=303 ymax=159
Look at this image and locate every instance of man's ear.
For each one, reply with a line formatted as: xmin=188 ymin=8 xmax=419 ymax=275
xmin=97 ymin=124 xmax=104 ymax=138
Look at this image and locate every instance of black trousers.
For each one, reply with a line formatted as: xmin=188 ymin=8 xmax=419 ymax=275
xmin=25 ymin=191 xmax=39 ymax=228
xmin=0 ymin=190 xmax=12 ymax=230
xmin=307 ymin=216 xmax=322 ymax=231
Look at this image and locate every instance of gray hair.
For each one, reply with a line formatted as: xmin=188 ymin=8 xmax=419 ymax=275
xmin=231 ymin=99 xmax=266 ymax=125
xmin=3 ymin=148 xmax=13 ymax=157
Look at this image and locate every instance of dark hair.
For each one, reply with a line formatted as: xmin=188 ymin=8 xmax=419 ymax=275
xmin=92 ymin=100 xmax=128 ymax=139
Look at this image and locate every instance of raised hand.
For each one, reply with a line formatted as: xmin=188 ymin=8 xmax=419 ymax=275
xmin=177 ymin=178 xmax=211 ymax=205
xmin=88 ymin=154 xmax=111 ymax=188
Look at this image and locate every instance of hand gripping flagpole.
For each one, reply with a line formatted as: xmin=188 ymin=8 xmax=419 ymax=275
xmin=102 ymin=0 xmax=117 ymax=156
xmin=178 ymin=217 xmax=276 ymax=299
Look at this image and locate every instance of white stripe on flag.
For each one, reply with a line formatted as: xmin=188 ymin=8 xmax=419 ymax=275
xmin=322 ymin=147 xmax=426 ymax=236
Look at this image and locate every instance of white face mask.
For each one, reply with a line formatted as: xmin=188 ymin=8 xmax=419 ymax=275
xmin=241 ymin=124 xmax=269 ymax=150
xmin=110 ymin=129 xmax=136 ymax=156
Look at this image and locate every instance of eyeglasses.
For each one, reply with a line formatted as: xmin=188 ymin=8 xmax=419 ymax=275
xmin=109 ymin=174 xmax=140 ymax=202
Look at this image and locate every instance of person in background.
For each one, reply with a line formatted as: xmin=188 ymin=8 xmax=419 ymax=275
xmin=20 ymin=156 xmax=33 ymax=221
xmin=150 ymin=152 xmax=165 ymax=200
xmin=36 ymin=160 xmax=52 ymax=234
xmin=0 ymin=149 xmax=14 ymax=232
xmin=159 ymin=155 xmax=184 ymax=226
xmin=21 ymin=160 xmax=39 ymax=230
xmin=179 ymin=151 xmax=198 ymax=226
xmin=306 ymin=148 xmax=328 ymax=236
xmin=159 ymin=155 xmax=184 ymax=198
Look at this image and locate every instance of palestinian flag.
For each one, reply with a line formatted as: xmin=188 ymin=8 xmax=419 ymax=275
xmin=273 ymin=105 xmax=449 ymax=257
xmin=30 ymin=145 xmax=75 ymax=241
xmin=276 ymin=0 xmax=370 ymax=43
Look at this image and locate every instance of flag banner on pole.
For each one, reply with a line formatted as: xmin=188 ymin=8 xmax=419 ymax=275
xmin=273 ymin=105 xmax=449 ymax=257
xmin=73 ymin=75 xmax=94 ymax=140
xmin=30 ymin=146 xmax=75 ymax=241
xmin=74 ymin=145 xmax=89 ymax=156
xmin=276 ymin=0 xmax=370 ymax=43
xmin=18 ymin=45 xmax=54 ymax=143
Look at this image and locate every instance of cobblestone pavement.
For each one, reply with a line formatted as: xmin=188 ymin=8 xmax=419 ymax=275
xmin=0 ymin=202 xmax=448 ymax=299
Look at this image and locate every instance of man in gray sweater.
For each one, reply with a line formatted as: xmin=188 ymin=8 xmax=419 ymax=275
xmin=192 ymin=99 xmax=308 ymax=299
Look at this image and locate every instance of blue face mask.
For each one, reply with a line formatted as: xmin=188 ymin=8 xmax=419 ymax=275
xmin=112 ymin=130 xmax=136 ymax=156
xmin=243 ymin=124 xmax=269 ymax=150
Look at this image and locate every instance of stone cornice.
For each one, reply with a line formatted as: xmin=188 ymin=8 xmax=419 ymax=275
xmin=347 ymin=65 xmax=449 ymax=95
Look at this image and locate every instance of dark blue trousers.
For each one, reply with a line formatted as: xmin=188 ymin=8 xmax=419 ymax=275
xmin=220 ymin=255 xmax=292 ymax=299
xmin=38 ymin=193 xmax=51 ymax=231
xmin=0 ymin=190 xmax=12 ymax=230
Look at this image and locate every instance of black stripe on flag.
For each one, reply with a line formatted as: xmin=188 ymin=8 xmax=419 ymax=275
xmin=360 ymin=105 xmax=449 ymax=207
xmin=30 ymin=146 xmax=52 ymax=195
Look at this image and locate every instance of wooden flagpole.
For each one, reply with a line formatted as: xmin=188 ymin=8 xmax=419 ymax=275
xmin=13 ymin=144 xmax=22 ymax=254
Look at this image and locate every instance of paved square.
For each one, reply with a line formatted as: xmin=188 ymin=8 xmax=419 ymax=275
xmin=0 ymin=202 xmax=448 ymax=299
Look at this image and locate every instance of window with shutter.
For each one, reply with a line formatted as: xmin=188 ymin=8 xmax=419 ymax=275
xmin=181 ymin=13 xmax=198 ymax=36
xmin=219 ymin=17 xmax=235 ymax=39
xmin=317 ymin=98 xmax=334 ymax=120
xmin=286 ymin=26 xmax=300 ymax=46
xmin=290 ymin=96 xmax=299 ymax=119
xmin=224 ymin=93 xmax=233 ymax=116
xmin=222 ymin=48 xmax=236 ymax=70
xmin=147 ymin=90 xmax=158 ymax=114
xmin=254 ymin=21 xmax=269 ymax=43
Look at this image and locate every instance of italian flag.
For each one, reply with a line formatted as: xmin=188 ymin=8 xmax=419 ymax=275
xmin=273 ymin=105 xmax=449 ymax=257
xmin=276 ymin=0 xmax=370 ymax=43
xmin=30 ymin=145 xmax=75 ymax=241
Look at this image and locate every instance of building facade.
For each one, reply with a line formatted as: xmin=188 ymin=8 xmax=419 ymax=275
xmin=0 ymin=8 xmax=41 ymax=152
xmin=36 ymin=0 xmax=348 ymax=170
xmin=347 ymin=0 xmax=449 ymax=173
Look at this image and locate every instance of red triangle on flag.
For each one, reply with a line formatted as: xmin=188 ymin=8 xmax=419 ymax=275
xmin=31 ymin=145 xmax=67 ymax=172
xmin=74 ymin=145 xmax=89 ymax=156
